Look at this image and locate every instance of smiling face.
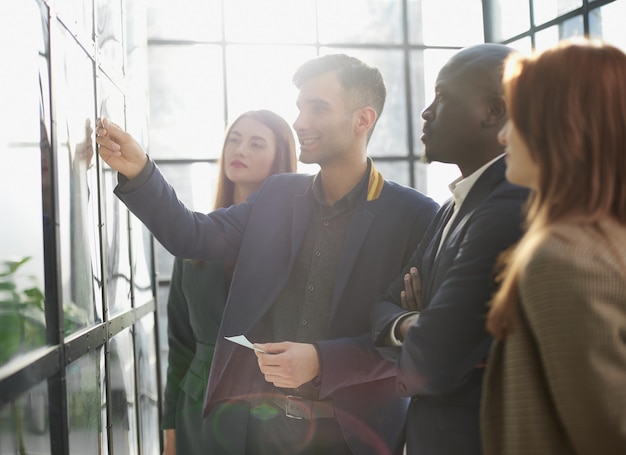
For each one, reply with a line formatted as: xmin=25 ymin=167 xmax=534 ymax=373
xmin=499 ymin=120 xmax=539 ymax=189
xmin=292 ymin=71 xmax=356 ymax=166
xmin=223 ymin=116 xmax=277 ymax=190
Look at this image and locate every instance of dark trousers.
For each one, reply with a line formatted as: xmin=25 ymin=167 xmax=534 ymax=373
xmin=205 ymin=400 xmax=353 ymax=455
xmin=245 ymin=402 xmax=352 ymax=455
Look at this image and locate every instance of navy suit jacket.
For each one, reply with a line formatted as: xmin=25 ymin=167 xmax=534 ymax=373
xmin=371 ymin=157 xmax=528 ymax=455
xmin=115 ymin=160 xmax=438 ymax=454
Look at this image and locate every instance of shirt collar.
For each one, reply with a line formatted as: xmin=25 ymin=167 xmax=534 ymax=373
xmin=311 ymin=157 xmax=384 ymax=209
xmin=448 ymin=154 xmax=503 ymax=209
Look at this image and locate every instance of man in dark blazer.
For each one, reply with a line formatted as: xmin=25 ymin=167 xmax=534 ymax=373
xmin=97 ymin=54 xmax=438 ymax=454
xmin=371 ymin=44 xmax=529 ymax=455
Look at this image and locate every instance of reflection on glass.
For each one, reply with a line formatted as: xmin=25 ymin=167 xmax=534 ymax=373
xmin=0 ymin=0 xmax=47 ymax=365
xmin=102 ymin=169 xmax=132 ymax=315
xmin=96 ymin=0 xmax=124 ymax=81
xmin=55 ymin=0 xmax=94 ymax=44
xmin=54 ymin=23 xmax=99 ymax=334
xmin=98 ymin=72 xmax=132 ymax=316
xmin=124 ymin=0 xmax=150 ymax=148
xmin=322 ymin=48 xmax=407 ymax=157
xmin=67 ymin=348 xmax=102 ymax=454
xmin=590 ymin=2 xmax=626 ymax=50
xmin=224 ymin=0 xmax=316 ymax=44
xmin=148 ymin=45 xmax=225 ymax=160
xmin=410 ymin=0 xmax=484 ymax=46
xmin=318 ymin=0 xmax=403 ymax=44
xmin=0 ymin=379 xmax=50 ymax=453
xmin=489 ymin=0 xmax=531 ymax=42
xmin=533 ymin=0 xmax=582 ymax=27
xmin=131 ymin=214 xmax=154 ymax=307
xmin=135 ymin=316 xmax=159 ymax=455
xmin=108 ymin=329 xmax=138 ymax=455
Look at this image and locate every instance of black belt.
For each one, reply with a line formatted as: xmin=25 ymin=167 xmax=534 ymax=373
xmin=271 ymin=393 xmax=335 ymax=420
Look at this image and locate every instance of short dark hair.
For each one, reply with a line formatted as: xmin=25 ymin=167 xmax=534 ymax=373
xmin=293 ymin=54 xmax=386 ymax=138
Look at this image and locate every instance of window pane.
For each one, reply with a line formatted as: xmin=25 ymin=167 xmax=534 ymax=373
xmin=225 ymin=44 xmax=315 ymax=124
xmin=96 ymin=0 xmax=124 ymax=82
xmin=318 ymin=0 xmax=403 ymax=44
xmin=321 ymin=48 xmax=408 ymax=157
xmin=506 ymin=36 xmax=533 ymax=54
xmin=108 ymin=329 xmax=138 ymax=455
xmin=135 ymin=315 xmax=160 ymax=454
xmin=147 ymin=0 xmax=222 ymax=41
xmin=53 ymin=23 xmax=100 ymax=334
xmin=224 ymin=0 xmax=316 ymax=43
xmin=131 ymin=214 xmax=154 ymax=307
xmin=413 ymin=160 xmax=428 ymax=195
xmin=590 ymin=2 xmax=626 ymax=51
xmin=410 ymin=49 xmax=462 ymax=205
xmin=56 ymin=0 xmax=93 ymax=45
xmin=425 ymin=162 xmax=460 ymax=205
xmin=67 ymin=348 xmax=103 ymax=453
xmin=125 ymin=0 xmax=150 ymax=138
xmin=535 ymin=15 xmax=584 ymax=51
xmin=0 ymin=0 xmax=47 ymax=365
xmin=489 ymin=0 xmax=531 ymax=42
xmin=148 ymin=45 xmax=225 ymax=160
xmin=533 ymin=0 xmax=582 ymax=26
xmin=372 ymin=160 xmax=410 ymax=187
xmin=410 ymin=0 xmax=484 ymax=46
xmin=0 ymin=379 xmax=51 ymax=453
xmin=102 ymin=169 xmax=132 ymax=316
xmin=410 ymin=48 xmax=457 ymax=159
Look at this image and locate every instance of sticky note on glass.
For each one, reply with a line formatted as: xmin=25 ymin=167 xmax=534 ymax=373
xmin=224 ymin=335 xmax=266 ymax=353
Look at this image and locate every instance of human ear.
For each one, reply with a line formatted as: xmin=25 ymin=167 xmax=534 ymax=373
xmin=354 ymin=107 xmax=377 ymax=136
xmin=483 ymin=96 xmax=507 ymax=127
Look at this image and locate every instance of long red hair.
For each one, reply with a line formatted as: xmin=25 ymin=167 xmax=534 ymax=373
xmin=487 ymin=39 xmax=626 ymax=340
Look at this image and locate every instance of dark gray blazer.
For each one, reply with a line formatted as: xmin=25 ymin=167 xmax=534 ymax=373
xmin=372 ymin=157 xmax=528 ymax=455
xmin=116 ymin=161 xmax=439 ymax=455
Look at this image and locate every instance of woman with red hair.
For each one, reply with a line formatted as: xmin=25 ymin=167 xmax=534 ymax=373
xmin=482 ymin=39 xmax=626 ymax=454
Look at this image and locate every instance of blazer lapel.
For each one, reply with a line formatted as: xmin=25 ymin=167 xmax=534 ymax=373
xmin=423 ymin=157 xmax=507 ymax=303
xmin=422 ymin=201 xmax=455 ymax=304
xmin=328 ymin=161 xmax=384 ymax=317
xmin=329 ymin=201 xmax=375 ymax=317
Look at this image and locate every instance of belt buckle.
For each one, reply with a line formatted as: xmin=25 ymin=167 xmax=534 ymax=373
xmin=285 ymin=395 xmax=311 ymax=420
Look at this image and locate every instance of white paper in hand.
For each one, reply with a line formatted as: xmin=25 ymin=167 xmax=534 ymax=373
xmin=224 ymin=335 xmax=266 ymax=353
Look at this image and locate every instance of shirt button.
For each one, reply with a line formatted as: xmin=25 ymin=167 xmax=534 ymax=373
xmin=308 ymin=285 xmax=314 ymax=291
xmin=301 ymin=319 xmax=308 ymax=326
xmin=323 ymin=220 xmax=329 ymax=227
xmin=315 ymin=251 xmax=321 ymax=257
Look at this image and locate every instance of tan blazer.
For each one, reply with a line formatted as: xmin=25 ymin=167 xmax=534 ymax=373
xmin=481 ymin=220 xmax=626 ymax=455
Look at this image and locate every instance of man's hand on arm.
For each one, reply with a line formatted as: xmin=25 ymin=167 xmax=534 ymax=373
xmin=95 ymin=117 xmax=148 ymax=179
xmin=253 ymin=341 xmax=320 ymax=389
xmin=387 ymin=267 xmax=422 ymax=344
xmin=400 ymin=267 xmax=422 ymax=311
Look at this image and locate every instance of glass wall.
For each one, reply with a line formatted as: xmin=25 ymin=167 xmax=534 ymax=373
xmin=487 ymin=0 xmax=624 ymax=52
xmin=0 ymin=0 xmax=159 ymax=453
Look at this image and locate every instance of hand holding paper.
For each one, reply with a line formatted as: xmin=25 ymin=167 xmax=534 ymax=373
xmin=224 ymin=335 xmax=266 ymax=353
